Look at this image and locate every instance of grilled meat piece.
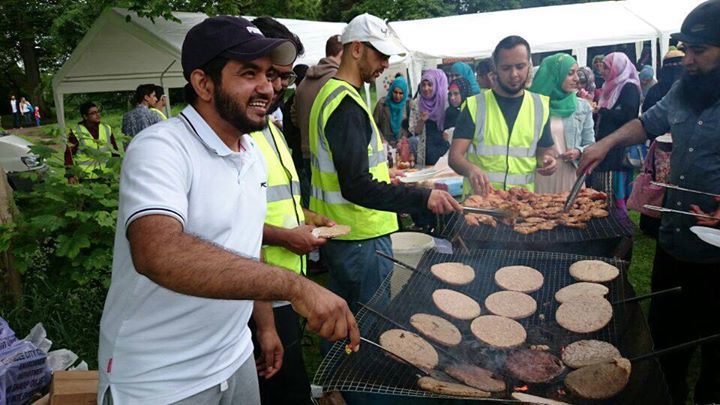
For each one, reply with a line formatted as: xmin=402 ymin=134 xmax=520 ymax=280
xmin=505 ymin=349 xmax=565 ymax=383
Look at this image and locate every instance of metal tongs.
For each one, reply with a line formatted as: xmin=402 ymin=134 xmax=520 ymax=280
xmin=462 ymin=206 xmax=516 ymax=219
xmin=643 ymin=204 xmax=717 ymax=220
xmin=650 ymin=182 xmax=720 ymax=198
xmin=563 ymin=171 xmax=588 ymax=212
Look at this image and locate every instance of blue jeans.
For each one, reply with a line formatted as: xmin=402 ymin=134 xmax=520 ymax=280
xmin=321 ymin=235 xmax=393 ymax=313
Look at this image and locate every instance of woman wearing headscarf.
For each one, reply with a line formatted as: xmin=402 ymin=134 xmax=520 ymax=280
xmin=444 ymin=77 xmax=471 ymax=130
xmin=529 ymin=53 xmax=595 ymax=194
xmin=373 ymin=75 xmax=410 ymax=146
xmin=639 ymin=65 xmax=657 ymax=102
xmin=410 ymin=69 xmax=449 ymax=166
xmin=449 ymin=62 xmax=481 ymax=95
xmin=592 ymin=54 xmax=606 ymax=89
xmin=590 ymin=52 xmax=642 ymax=214
xmin=576 ymin=66 xmax=596 ymax=104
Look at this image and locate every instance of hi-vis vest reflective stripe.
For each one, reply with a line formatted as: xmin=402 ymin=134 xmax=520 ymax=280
xmin=308 ymin=79 xmax=398 ymax=240
xmin=251 ymin=120 xmax=306 ymax=275
xmin=150 ymin=108 xmax=167 ymax=120
xmin=463 ymin=90 xmax=549 ymax=194
xmin=74 ymin=123 xmax=114 ymax=178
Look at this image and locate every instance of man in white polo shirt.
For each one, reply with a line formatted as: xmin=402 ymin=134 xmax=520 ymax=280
xmin=97 ymin=16 xmax=359 ymax=405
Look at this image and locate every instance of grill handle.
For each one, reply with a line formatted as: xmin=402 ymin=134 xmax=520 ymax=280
xmin=612 ymin=286 xmax=682 ymax=305
xmin=631 ymin=332 xmax=720 ymax=363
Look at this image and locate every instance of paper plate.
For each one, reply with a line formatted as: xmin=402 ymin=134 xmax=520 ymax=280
xmin=398 ymin=168 xmax=439 ymax=183
xmin=690 ymin=226 xmax=720 ymax=248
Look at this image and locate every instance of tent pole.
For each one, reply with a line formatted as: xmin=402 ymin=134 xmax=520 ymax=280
xmin=159 ymin=60 xmax=176 ymax=118
xmin=54 ymin=92 xmax=66 ymax=133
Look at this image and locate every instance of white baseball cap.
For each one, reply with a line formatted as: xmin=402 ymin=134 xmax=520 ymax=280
xmin=341 ymin=13 xmax=407 ymax=57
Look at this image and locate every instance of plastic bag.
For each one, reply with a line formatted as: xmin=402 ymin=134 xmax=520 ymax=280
xmin=0 ymin=327 xmax=51 ymax=405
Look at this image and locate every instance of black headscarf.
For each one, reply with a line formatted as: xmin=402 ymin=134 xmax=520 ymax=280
xmin=444 ymin=78 xmax=471 ymax=128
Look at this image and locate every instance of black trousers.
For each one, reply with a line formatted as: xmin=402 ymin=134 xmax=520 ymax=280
xmin=250 ymin=304 xmax=313 ymax=405
xmin=648 ymin=243 xmax=720 ymax=405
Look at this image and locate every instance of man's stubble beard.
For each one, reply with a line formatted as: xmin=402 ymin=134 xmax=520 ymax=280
xmin=213 ymin=85 xmax=266 ymax=134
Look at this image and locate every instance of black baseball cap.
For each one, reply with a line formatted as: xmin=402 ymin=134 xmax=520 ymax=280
xmin=181 ymin=16 xmax=298 ymax=80
xmin=671 ymin=0 xmax=720 ymax=47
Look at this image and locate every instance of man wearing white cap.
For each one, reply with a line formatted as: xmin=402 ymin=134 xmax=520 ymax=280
xmin=308 ymin=14 xmax=461 ymax=322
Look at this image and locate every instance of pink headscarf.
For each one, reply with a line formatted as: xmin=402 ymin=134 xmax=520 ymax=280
xmin=598 ymin=52 xmax=642 ymax=109
xmin=419 ymin=69 xmax=449 ymax=131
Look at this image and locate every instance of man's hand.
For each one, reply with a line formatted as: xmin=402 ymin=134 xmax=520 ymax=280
xmin=284 ymin=224 xmax=327 ymax=255
xmin=304 ymin=210 xmax=336 ymax=227
xmin=690 ymin=196 xmax=720 ymax=227
xmin=291 ymin=279 xmax=360 ymax=351
xmin=255 ymin=326 xmax=283 ymax=379
xmin=537 ymin=154 xmax=558 ymax=176
xmin=577 ymin=142 xmax=612 ymax=175
xmin=427 ymin=189 xmax=463 ymax=214
xmin=466 ymin=166 xmax=493 ymax=196
xmin=389 ymin=167 xmax=405 ymax=185
xmin=560 ymin=148 xmax=581 ymax=162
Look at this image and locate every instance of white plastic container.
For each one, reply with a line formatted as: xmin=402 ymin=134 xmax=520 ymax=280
xmin=389 ymin=232 xmax=435 ymax=299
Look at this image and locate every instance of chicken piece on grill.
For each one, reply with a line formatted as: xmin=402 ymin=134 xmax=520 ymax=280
xmin=523 ymin=217 xmax=546 ymax=224
xmin=465 ymin=213 xmax=497 ymax=228
xmin=514 ymin=225 xmax=539 ymax=234
xmin=536 ymin=220 xmax=558 ymax=231
xmin=591 ymin=208 xmax=609 ymax=218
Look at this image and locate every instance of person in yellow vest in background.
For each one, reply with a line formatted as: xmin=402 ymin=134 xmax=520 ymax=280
xmin=248 ymin=17 xmax=335 ymax=405
xmin=150 ymin=85 xmax=168 ymax=120
xmin=309 ymin=13 xmax=461 ymax=320
xmin=449 ymin=36 xmax=558 ymax=196
xmin=64 ymin=101 xmax=120 ymax=183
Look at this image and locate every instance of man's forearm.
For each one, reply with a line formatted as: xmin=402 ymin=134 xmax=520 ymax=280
xmin=449 ymin=142 xmax=477 ymax=177
xmin=130 ymin=216 xmax=304 ymax=302
xmin=598 ymin=119 xmax=648 ymax=150
xmin=252 ymin=301 xmax=277 ymax=332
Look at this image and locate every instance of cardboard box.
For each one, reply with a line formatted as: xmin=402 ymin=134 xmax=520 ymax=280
xmin=49 ymin=371 xmax=98 ymax=405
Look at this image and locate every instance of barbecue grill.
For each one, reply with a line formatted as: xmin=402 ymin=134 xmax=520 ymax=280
xmin=439 ymin=209 xmax=635 ymax=258
xmin=314 ymin=248 xmax=670 ymax=404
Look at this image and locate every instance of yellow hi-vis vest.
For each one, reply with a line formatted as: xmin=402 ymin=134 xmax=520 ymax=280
xmin=309 ymin=79 xmax=398 ymax=240
xmin=251 ymin=120 xmax=306 ymax=275
xmin=462 ymin=90 xmax=549 ymax=195
xmin=74 ymin=123 xmax=114 ymax=179
xmin=150 ymin=108 xmax=167 ymax=120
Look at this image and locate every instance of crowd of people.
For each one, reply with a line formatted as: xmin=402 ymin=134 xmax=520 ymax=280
xmin=8 ymin=95 xmax=41 ymax=128
xmin=44 ymin=0 xmax=720 ymax=404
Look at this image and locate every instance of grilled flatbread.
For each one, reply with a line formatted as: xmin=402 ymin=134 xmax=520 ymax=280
xmin=511 ymin=392 xmax=572 ymax=405
xmin=569 ymin=260 xmax=619 ymax=283
xmin=312 ymin=224 xmax=351 ymax=238
xmin=430 ymin=262 xmax=475 ymax=285
xmin=417 ymin=376 xmax=491 ymax=398
xmin=564 ymin=358 xmax=631 ymax=399
xmin=379 ymin=329 xmax=439 ymax=369
xmin=562 ymin=340 xmax=621 ymax=368
xmin=444 ymin=364 xmax=506 ymax=392
xmin=470 ymin=315 xmax=526 ymax=348
xmin=555 ymin=282 xmax=609 ymax=303
xmin=432 ymin=289 xmax=481 ymax=320
xmin=484 ymin=291 xmax=537 ymax=319
xmin=410 ymin=313 xmax=462 ymax=347
xmin=495 ymin=265 xmax=544 ymax=293
xmin=556 ymin=296 xmax=613 ymax=333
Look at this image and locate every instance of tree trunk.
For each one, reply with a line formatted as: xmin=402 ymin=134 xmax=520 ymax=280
xmin=0 ymin=165 xmax=22 ymax=305
xmin=18 ymin=37 xmax=45 ymax=113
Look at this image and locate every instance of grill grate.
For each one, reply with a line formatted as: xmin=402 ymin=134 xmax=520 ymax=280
xmin=314 ymin=249 xmax=633 ymax=402
xmin=441 ymin=209 xmax=635 ymax=245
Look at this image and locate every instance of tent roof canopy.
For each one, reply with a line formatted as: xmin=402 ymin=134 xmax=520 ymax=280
xmin=389 ymin=1 xmax=658 ymax=60
xmin=52 ymin=8 xmax=347 ymax=95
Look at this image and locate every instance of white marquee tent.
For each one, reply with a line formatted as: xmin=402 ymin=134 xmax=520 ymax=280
xmin=51 ymin=8 xmax=347 ymax=129
xmin=389 ymin=1 xmax=661 ymax=89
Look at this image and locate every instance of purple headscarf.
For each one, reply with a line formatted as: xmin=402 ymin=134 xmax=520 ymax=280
xmin=598 ymin=52 xmax=642 ymax=109
xmin=419 ymin=69 xmax=449 ymax=131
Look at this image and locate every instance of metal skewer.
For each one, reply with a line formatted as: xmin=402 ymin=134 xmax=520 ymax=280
xmin=375 ymin=250 xmax=418 ymax=271
xmin=650 ymin=182 xmax=720 ymax=198
xmin=612 ymin=286 xmax=682 ymax=305
xmin=630 ymin=333 xmax=720 ymax=363
xmin=643 ymin=205 xmax=717 ymax=220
